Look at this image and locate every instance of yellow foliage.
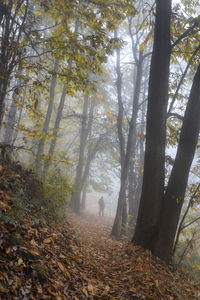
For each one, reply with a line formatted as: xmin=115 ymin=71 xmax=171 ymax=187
xmin=35 ymin=10 xmax=42 ymax=16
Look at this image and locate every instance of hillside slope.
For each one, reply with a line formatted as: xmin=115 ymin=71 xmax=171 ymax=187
xmin=0 ymin=161 xmax=199 ymax=299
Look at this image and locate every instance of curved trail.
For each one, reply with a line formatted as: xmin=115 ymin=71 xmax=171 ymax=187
xmin=69 ymin=212 xmax=138 ymax=299
xmin=68 ymin=212 xmax=198 ymax=300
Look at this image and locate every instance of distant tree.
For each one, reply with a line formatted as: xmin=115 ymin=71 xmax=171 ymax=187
xmin=72 ymin=94 xmax=90 ymax=214
xmin=111 ymin=9 xmax=151 ymax=237
xmin=35 ymin=58 xmax=58 ymax=174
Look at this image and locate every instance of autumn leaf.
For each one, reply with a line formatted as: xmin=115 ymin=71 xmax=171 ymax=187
xmin=35 ymin=10 xmax=42 ymax=16
xmin=30 ymin=239 xmax=38 ymax=247
xmin=57 ymin=262 xmax=71 ymax=278
xmin=87 ymin=284 xmax=94 ymax=293
xmin=82 ymin=288 xmax=89 ymax=297
xmin=0 ymin=285 xmax=9 ymax=293
xmin=29 ymin=249 xmax=40 ymax=256
xmin=43 ymin=238 xmax=51 ymax=244
xmin=18 ymin=257 xmax=23 ymax=266
xmin=0 ymin=201 xmax=11 ymax=210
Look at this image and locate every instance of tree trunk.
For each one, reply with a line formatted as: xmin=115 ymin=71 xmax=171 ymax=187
xmin=43 ymin=20 xmax=79 ymax=175
xmin=81 ymin=137 xmax=101 ymax=191
xmin=72 ymin=94 xmax=89 ymax=214
xmin=132 ymin=83 xmax=147 ymax=221
xmin=3 ymin=95 xmax=17 ymax=145
xmin=128 ymin=159 xmax=137 ymax=219
xmin=134 ymin=132 xmax=144 ymax=218
xmin=43 ymin=85 xmax=66 ymax=175
xmin=35 ymin=58 xmax=58 ymax=174
xmin=154 ymin=63 xmax=200 ymax=262
xmin=115 ymin=31 xmax=125 ymax=168
xmin=0 ymin=1 xmax=28 ymax=128
xmin=81 ymin=182 xmax=87 ymax=209
xmin=121 ymin=198 xmax=128 ymax=236
xmin=12 ymin=82 xmax=27 ymax=146
xmin=111 ymin=51 xmax=143 ymax=238
xmin=0 ymin=77 xmax=8 ymax=128
xmin=133 ymin=0 xmax=172 ymax=249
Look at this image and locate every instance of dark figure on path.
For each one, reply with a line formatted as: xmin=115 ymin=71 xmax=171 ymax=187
xmin=98 ymin=197 xmax=105 ymax=216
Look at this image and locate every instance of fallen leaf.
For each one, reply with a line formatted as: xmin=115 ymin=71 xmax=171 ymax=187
xmin=105 ymin=285 xmax=110 ymax=292
xmin=0 ymin=272 xmax=8 ymax=281
xmin=29 ymin=249 xmax=40 ymax=256
xmin=43 ymin=238 xmax=51 ymax=244
xmin=82 ymin=287 xmax=89 ymax=297
xmin=6 ymin=247 xmax=11 ymax=254
xmin=0 ymin=285 xmax=9 ymax=293
xmin=30 ymin=239 xmax=38 ymax=247
xmin=87 ymin=284 xmax=94 ymax=293
xmin=18 ymin=257 xmax=23 ymax=265
xmin=57 ymin=262 xmax=65 ymax=272
xmin=0 ymin=201 xmax=11 ymax=210
xmin=57 ymin=262 xmax=71 ymax=278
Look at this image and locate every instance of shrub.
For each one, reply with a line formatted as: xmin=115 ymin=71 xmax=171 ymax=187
xmin=43 ymin=169 xmax=73 ymax=219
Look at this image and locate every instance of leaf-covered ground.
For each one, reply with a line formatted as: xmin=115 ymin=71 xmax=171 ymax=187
xmin=0 ymin=161 xmax=200 ymax=299
xmin=68 ymin=213 xmax=200 ymax=300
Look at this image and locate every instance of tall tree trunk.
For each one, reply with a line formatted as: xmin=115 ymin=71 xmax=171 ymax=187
xmin=111 ymin=51 xmax=143 ymax=238
xmin=131 ymin=75 xmax=147 ymax=221
xmin=80 ymin=137 xmax=101 ymax=192
xmin=154 ymin=63 xmax=200 ymax=262
xmin=133 ymin=0 xmax=172 ymax=249
xmin=78 ymin=100 xmax=95 ymax=192
xmin=43 ymin=85 xmax=66 ymax=175
xmin=35 ymin=58 xmax=58 ymax=174
xmin=72 ymin=94 xmax=89 ymax=214
xmin=134 ymin=104 xmax=145 ymax=219
xmin=81 ymin=182 xmax=88 ymax=209
xmin=121 ymin=197 xmax=128 ymax=236
xmin=0 ymin=1 xmax=28 ymax=128
xmin=43 ymin=19 xmax=79 ymax=175
xmin=12 ymin=81 xmax=27 ymax=146
xmin=115 ymin=31 xmax=125 ymax=168
xmin=128 ymin=159 xmax=137 ymax=219
xmin=3 ymin=93 xmax=17 ymax=145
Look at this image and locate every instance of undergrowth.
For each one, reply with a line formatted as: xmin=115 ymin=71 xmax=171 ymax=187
xmin=0 ymin=160 xmax=73 ymax=228
xmin=43 ymin=168 xmax=73 ymax=219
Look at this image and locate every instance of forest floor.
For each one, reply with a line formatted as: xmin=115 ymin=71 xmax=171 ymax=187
xmin=67 ymin=213 xmax=200 ymax=300
xmin=0 ymin=161 xmax=200 ymax=299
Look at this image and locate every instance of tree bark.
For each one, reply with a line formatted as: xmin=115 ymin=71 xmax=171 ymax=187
xmin=121 ymin=198 xmax=128 ymax=236
xmin=154 ymin=63 xmax=200 ymax=262
xmin=72 ymin=94 xmax=89 ymax=214
xmin=0 ymin=1 xmax=28 ymax=128
xmin=3 ymin=93 xmax=17 ymax=145
xmin=35 ymin=58 xmax=58 ymax=174
xmin=81 ymin=183 xmax=87 ymax=209
xmin=12 ymin=82 xmax=27 ymax=146
xmin=111 ymin=51 xmax=143 ymax=238
xmin=115 ymin=31 xmax=125 ymax=168
xmin=132 ymin=75 xmax=147 ymax=221
xmin=42 ymin=19 xmax=79 ymax=175
xmin=81 ymin=137 xmax=101 ymax=191
xmin=128 ymin=158 xmax=137 ymax=219
xmin=133 ymin=0 xmax=172 ymax=249
xmin=42 ymin=85 xmax=67 ymax=175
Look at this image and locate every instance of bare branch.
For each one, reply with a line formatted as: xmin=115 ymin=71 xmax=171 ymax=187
xmin=167 ymin=112 xmax=184 ymax=121
xmin=171 ymin=19 xmax=199 ymax=49
xmin=168 ymin=44 xmax=200 ymax=115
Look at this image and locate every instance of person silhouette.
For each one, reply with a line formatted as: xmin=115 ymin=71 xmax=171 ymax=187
xmin=98 ymin=197 xmax=105 ymax=216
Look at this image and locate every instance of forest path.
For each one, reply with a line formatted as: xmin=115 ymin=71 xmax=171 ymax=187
xmin=68 ymin=212 xmax=140 ymax=299
xmin=67 ymin=212 xmax=197 ymax=300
